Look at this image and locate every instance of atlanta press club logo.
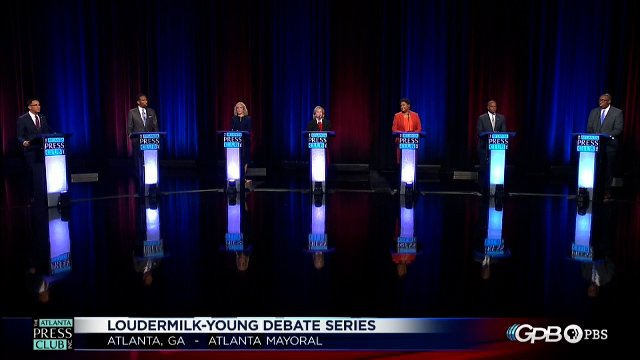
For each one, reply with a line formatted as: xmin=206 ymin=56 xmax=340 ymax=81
xmin=506 ymin=324 xmax=608 ymax=344
xmin=32 ymin=318 xmax=74 ymax=350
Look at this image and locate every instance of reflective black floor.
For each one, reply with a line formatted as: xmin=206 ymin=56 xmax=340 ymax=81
xmin=1 ymin=167 xmax=639 ymax=333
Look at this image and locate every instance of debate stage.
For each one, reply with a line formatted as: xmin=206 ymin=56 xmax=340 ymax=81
xmin=1 ymin=164 xmax=638 ymax=357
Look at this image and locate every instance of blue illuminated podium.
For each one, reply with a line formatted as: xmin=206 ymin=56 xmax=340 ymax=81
xmin=218 ymin=131 xmax=250 ymax=193
xmin=303 ymin=131 xmax=335 ymax=194
xmin=572 ymin=133 xmax=610 ymax=201
xmin=130 ymin=132 xmax=166 ymax=196
xmin=33 ymin=133 xmax=73 ymax=207
xmin=393 ymin=132 xmax=425 ymax=194
xmin=479 ymin=132 xmax=516 ymax=196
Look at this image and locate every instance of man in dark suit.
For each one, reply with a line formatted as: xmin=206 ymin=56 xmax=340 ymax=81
xmin=476 ymin=100 xmax=506 ymax=193
xmin=127 ymin=93 xmax=159 ymax=135
xmin=307 ymin=106 xmax=331 ymax=131
xmin=17 ymin=98 xmax=52 ymax=202
xmin=127 ymin=94 xmax=160 ymax=194
xmin=586 ymin=93 xmax=624 ymax=199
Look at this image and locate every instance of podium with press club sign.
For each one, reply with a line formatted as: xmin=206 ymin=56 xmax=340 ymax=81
xmin=303 ymin=131 xmax=335 ymax=194
xmin=130 ymin=132 xmax=166 ymax=196
xmin=393 ymin=132 xmax=425 ymax=194
xmin=479 ymin=132 xmax=516 ymax=197
xmin=33 ymin=133 xmax=73 ymax=207
xmin=218 ymin=131 xmax=250 ymax=193
xmin=572 ymin=133 xmax=610 ymax=201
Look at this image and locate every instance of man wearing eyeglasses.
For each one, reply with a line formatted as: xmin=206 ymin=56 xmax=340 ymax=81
xmin=586 ymin=93 xmax=624 ymax=199
xmin=17 ymin=98 xmax=52 ymax=203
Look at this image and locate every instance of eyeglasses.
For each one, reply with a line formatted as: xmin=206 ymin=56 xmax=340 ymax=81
xmin=598 ymin=99 xmax=610 ymax=102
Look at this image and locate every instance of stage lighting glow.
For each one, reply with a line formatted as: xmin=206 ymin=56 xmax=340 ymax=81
xmin=144 ymin=150 xmax=158 ymax=185
xmin=312 ymin=203 xmax=325 ymax=234
xmin=226 ymin=148 xmax=241 ymax=181
xmin=401 ymin=150 xmax=416 ymax=184
xmin=489 ymin=149 xmax=505 ymax=185
xmin=311 ymin=149 xmax=326 ymax=182
xmin=577 ymin=152 xmax=595 ymax=189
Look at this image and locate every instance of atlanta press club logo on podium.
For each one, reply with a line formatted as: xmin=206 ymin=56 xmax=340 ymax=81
xmin=506 ymin=324 xmax=608 ymax=344
xmin=32 ymin=318 xmax=74 ymax=350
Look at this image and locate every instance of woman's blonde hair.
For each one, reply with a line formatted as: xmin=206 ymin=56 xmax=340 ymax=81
xmin=313 ymin=106 xmax=325 ymax=119
xmin=234 ymin=102 xmax=249 ymax=116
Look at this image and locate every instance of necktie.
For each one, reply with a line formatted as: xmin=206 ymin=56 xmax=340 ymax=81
xmin=318 ymin=121 xmax=322 ymax=131
xmin=142 ymin=109 xmax=147 ymax=126
xmin=491 ymin=114 xmax=495 ymax=131
xmin=600 ymin=109 xmax=605 ymax=125
xmin=35 ymin=114 xmax=41 ymax=132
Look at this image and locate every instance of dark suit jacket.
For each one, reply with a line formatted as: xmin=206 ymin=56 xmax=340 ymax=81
xmin=476 ymin=112 xmax=506 ymax=151
xmin=231 ymin=115 xmax=252 ymax=134
xmin=586 ymin=106 xmax=623 ymax=150
xmin=17 ymin=112 xmax=51 ymax=148
xmin=127 ymin=107 xmax=159 ymax=136
xmin=307 ymin=119 xmax=331 ymax=131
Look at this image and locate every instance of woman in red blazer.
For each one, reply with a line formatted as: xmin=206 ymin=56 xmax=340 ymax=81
xmin=391 ymin=98 xmax=422 ymax=163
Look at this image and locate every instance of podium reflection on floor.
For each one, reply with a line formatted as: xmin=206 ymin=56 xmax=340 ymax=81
xmin=26 ymin=207 xmax=72 ymax=304
xmin=572 ymin=201 xmax=615 ymax=298
xmin=474 ymin=197 xmax=511 ymax=280
xmin=132 ymin=197 xmax=167 ymax=287
xmin=223 ymin=192 xmax=251 ymax=272
xmin=392 ymin=195 xmax=420 ymax=278
xmin=305 ymin=194 xmax=334 ymax=270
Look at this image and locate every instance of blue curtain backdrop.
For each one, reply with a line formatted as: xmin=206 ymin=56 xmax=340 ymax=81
xmin=1 ymin=0 xmax=638 ymax=175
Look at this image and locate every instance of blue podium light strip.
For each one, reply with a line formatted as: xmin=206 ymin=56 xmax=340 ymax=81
xmin=309 ymin=234 xmax=327 ymax=242
xmin=308 ymin=143 xmax=327 ymax=149
xmin=51 ymin=253 xmax=70 ymax=262
xmin=571 ymin=244 xmax=592 ymax=253
xmin=141 ymin=133 xmax=160 ymax=139
xmin=489 ymin=133 xmax=509 ymax=139
xmin=488 ymin=144 xmax=507 ymax=150
xmin=400 ymin=133 xmax=419 ymax=138
xmin=140 ymin=144 xmax=160 ymax=150
xmin=576 ymin=145 xmax=597 ymax=152
xmin=45 ymin=149 xmax=65 ymax=156
xmin=225 ymin=243 xmax=244 ymax=251
xmin=224 ymin=142 xmax=241 ymax=148
xmin=579 ymin=135 xmax=599 ymax=140
xmin=226 ymin=233 xmax=243 ymax=241
xmin=46 ymin=137 xmax=65 ymax=143
xmin=399 ymin=144 xmax=418 ymax=150
xmin=484 ymin=238 xmax=503 ymax=246
xmin=310 ymin=132 xmax=328 ymax=138
xmin=397 ymin=236 xmax=416 ymax=243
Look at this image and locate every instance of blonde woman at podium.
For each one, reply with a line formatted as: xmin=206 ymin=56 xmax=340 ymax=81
xmin=231 ymin=102 xmax=252 ymax=181
xmin=307 ymin=106 xmax=331 ymax=131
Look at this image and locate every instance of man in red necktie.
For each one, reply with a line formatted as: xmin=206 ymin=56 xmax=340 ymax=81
xmin=17 ymin=98 xmax=52 ymax=202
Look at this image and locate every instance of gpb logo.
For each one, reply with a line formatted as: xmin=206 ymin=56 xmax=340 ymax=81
xmin=506 ymin=324 xmax=581 ymax=343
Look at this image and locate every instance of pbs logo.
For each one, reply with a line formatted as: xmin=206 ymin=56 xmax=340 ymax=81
xmin=506 ymin=324 xmax=607 ymax=343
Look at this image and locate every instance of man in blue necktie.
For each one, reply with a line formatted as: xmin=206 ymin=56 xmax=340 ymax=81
xmin=476 ymin=100 xmax=507 ymax=194
xmin=586 ymin=93 xmax=624 ymax=199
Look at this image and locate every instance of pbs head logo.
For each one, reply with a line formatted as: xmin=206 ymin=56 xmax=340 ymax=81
xmin=506 ymin=324 xmax=592 ymax=344
xmin=563 ymin=324 xmax=583 ymax=344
